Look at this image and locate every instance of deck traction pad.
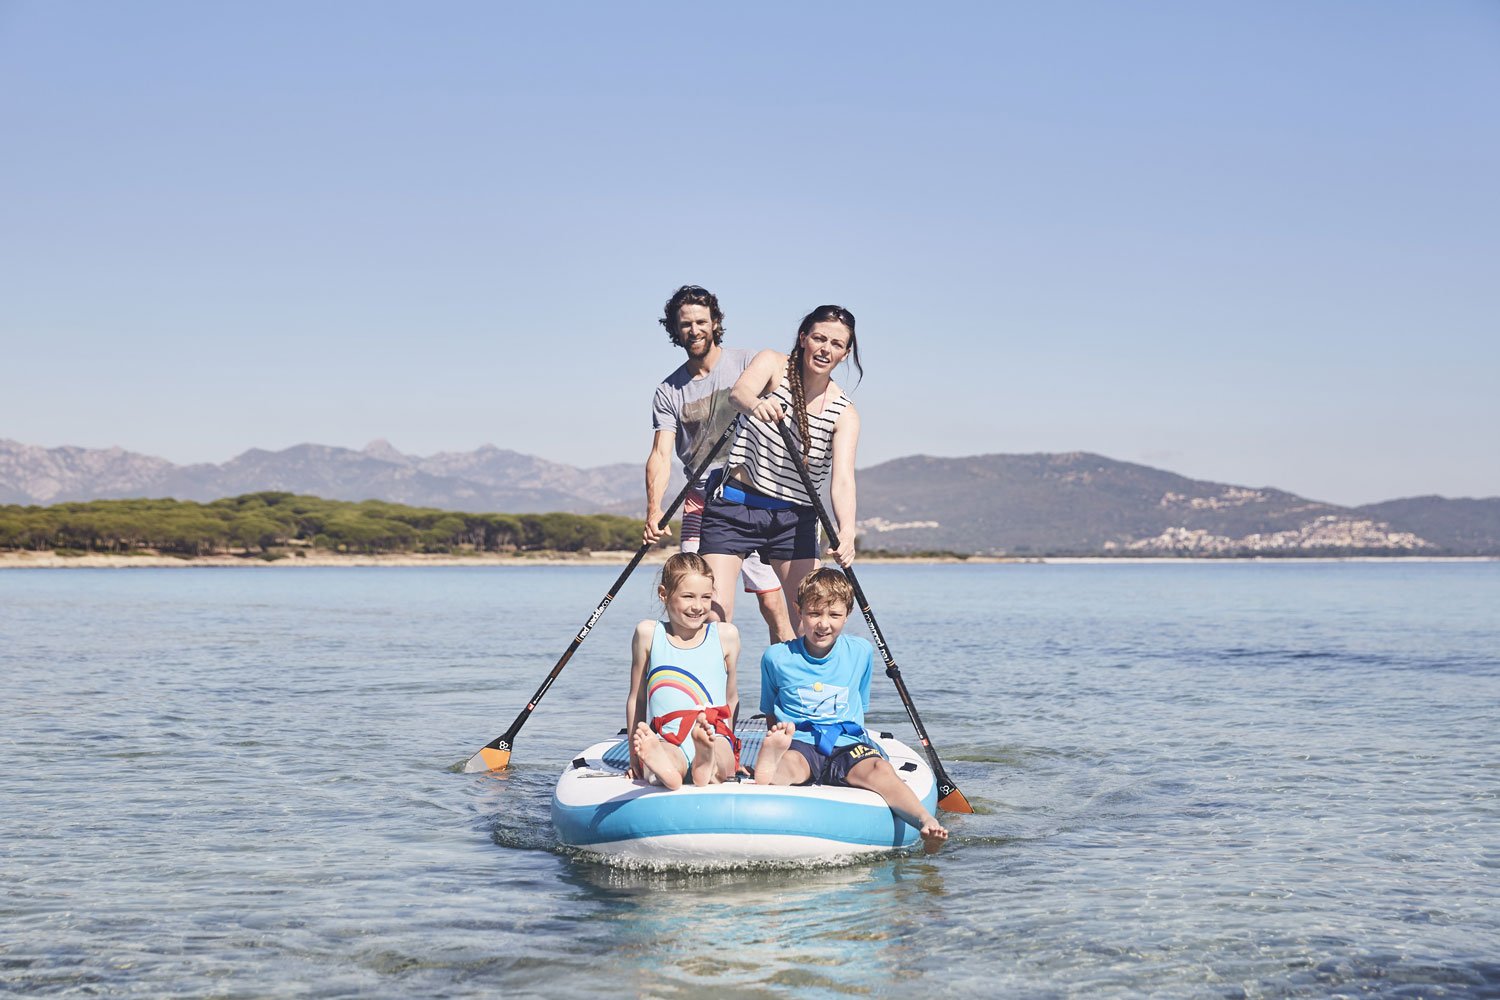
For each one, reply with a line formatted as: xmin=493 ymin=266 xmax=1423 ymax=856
xmin=599 ymin=716 xmax=768 ymax=772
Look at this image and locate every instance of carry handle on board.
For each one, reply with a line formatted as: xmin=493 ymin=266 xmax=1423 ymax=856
xmin=774 ymin=417 xmax=974 ymax=813
xmin=461 ymin=418 xmax=741 ymax=773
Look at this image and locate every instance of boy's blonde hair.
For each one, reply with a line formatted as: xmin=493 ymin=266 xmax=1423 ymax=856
xmin=796 ymin=568 xmax=854 ymax=614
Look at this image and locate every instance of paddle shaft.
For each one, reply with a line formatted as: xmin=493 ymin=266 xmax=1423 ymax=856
xmin=462 ymin=418 xmax=740 ymax=773
xmin=773 ymin=418 xmax=974 ymax=813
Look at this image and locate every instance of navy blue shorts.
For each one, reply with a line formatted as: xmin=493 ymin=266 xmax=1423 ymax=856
xmin=787 ymin=739 xmax=887 ymax=787
xmin=699 ymin=491 xmax=818 ymax=562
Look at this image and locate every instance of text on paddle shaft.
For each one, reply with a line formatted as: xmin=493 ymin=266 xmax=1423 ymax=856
xmin=577 ymin=597 xmax=613 ymax=640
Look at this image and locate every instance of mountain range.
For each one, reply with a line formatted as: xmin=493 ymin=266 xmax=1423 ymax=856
xmin=0 ymin=438 xmax=670 ymax=516
xmin=3 ymin=438 xmax=1497 ymax=556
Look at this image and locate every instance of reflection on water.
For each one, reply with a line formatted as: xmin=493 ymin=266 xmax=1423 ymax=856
xmin=557 ymin=862 xmax=947 ymax=997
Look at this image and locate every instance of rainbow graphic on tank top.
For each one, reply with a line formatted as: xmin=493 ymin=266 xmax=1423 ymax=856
xmin=646 ymin=665 xmax=715 ymax=741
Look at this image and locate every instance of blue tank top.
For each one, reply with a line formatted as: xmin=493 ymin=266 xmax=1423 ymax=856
xmin=645 ymin=621 xmax=729 ymax=745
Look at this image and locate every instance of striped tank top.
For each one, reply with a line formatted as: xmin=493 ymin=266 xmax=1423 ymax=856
xmin=724 ymin=374 xmax=851 ymax=505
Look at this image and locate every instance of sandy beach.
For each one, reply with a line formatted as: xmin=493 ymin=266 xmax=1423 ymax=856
xmin=0 ymin=550 xmax=677 ymax=569
xmin=3 ymin=550 xmax=1490 ymax=569
xmin=0 ymin=550 xmax=1005 ymax=569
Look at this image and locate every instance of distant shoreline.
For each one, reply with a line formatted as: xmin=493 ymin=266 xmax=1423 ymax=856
xmin=2 ymin=550 xmax=1494 ymax=569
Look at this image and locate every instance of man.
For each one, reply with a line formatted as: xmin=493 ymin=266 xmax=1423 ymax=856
xmin=644 ymin=284 xmax=793 ymax=643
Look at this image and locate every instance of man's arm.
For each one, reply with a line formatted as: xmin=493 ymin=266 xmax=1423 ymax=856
xmin=643 ymin=428 xmax=676 ymax=545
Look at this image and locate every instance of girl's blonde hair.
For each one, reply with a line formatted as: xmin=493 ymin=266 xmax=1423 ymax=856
xmin=659 ymin=551 xmax=714 ymax=597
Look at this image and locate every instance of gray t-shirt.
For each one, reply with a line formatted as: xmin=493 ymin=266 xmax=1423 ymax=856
xmin=651 ymin=347 xmax=754 ymax=486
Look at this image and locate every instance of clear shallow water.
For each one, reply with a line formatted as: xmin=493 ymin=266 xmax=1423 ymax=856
xmin=2 ymin=562 xmax=1497 ymax=998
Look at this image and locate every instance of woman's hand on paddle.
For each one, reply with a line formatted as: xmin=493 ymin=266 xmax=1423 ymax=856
xmin=732 ymin=350 xmax=789 ymax=417
xmin=829 ymin=533 xmax=856 ymax=568
xmin=749 ymin=397 xmax=786 ymax=424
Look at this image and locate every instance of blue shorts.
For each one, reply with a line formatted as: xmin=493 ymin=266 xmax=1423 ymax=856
xmin=787 ymin=739 xmax=887 ymax=787
xmin=699 ymin=490 xmax=818 ymax=562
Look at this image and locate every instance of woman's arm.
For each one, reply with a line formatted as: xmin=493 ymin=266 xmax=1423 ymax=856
xmin=625 ymin=620 xmax=654 ymax=777
xmin=828 ymin=403 xmax=860 ymax=567
xmin=730 ymin=350 xmax=788 ymax=422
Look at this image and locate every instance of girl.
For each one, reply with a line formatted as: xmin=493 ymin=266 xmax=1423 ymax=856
xmin=698 ymin=305 xmax=862 ymax=635
xmin=627 ymin=552 xmax=741 ymax=789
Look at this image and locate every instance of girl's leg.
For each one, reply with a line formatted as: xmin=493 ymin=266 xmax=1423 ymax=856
xmin=714 ymin=733 xmax=737 ymax=782
xmin=632 ymin=722 xmax=688 ymax=791
xmin=701 ymin=552 xmax=743 ymax=624
xmin=688 ymin=714 xmax=720 ymax=786
xmin=771 ymin=557 xmax=820 ymax=635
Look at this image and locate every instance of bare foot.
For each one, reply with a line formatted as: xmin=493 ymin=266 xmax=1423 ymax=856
xmin=918 ymin=814 xmax=949 ymax=855
xmin=755 ymin=722 xmax=795 ymax=785
xmin=689 ymin=713 xmax=719 ymax=786
xmin=632 ymin=721 xmax=684 ymax=790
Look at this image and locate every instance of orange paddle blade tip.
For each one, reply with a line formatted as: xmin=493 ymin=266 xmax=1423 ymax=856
xmin=461 ymin=745 xmax=512 ymax=773
xmin=937 ymin=787 xmax=975 ymax=814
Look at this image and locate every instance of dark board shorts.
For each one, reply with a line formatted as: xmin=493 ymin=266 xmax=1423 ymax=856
xmin=699 ymin=491 xmax=818 ymax=562
xmin=787 ymin=738 xmax=888 ymax=787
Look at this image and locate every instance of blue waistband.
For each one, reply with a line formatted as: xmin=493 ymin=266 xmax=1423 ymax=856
xmin=710 ymin=469 xmax=797 ymax=511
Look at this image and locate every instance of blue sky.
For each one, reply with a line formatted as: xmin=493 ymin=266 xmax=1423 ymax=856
xmin=2 ymin=1 xmax=1496 ymax=506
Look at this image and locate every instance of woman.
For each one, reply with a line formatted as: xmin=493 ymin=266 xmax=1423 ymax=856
xmin=698 ymin=304 xmax=862 ymax=634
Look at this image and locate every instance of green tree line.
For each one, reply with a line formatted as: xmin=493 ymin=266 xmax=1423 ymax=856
xmin=0 ymin=493 xmax=658 ymax=557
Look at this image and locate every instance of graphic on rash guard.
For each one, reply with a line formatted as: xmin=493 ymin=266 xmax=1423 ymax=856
xmin=793 ymin=681 xmax=851 ymax=719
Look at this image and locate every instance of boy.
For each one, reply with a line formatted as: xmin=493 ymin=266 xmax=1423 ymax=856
xmin=754 ymin=568 xmax=948 ymax=853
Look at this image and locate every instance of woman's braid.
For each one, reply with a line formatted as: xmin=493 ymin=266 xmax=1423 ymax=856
xmin=786 ymin=347 xmax=812 ymax=459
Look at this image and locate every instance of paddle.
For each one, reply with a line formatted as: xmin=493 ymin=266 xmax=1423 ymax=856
xmin=774 ymin=418 xmax=975 ymax=813
xmin=461 ymin=419 xmax=741 ymax=773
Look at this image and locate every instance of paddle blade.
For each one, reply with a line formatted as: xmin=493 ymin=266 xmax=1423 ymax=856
xmin=937 ymin=784 xmax=975 ymax=814
xmin=461 ymin=740 xmax=512 ymax=773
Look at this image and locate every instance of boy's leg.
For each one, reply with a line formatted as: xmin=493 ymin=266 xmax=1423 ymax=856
xmin=845 ymin=755 xmax=949 ymax=854
xmin=754 ymin=722 xmax=813 ymax=785
xmin=632 ymin=722 xmax=689 ymax=791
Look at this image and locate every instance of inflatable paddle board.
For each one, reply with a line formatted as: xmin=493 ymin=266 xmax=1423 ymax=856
xmin=551 ymin=717 xmax=937 ymax=865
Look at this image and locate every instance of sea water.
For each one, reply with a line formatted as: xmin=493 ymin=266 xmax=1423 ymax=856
xmin=1 ymin=562 xmax=1496 ymax=998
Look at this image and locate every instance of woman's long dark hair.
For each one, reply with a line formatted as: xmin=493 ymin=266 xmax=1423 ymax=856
xmin=786 ymin=305 xmax=861 ymax=458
